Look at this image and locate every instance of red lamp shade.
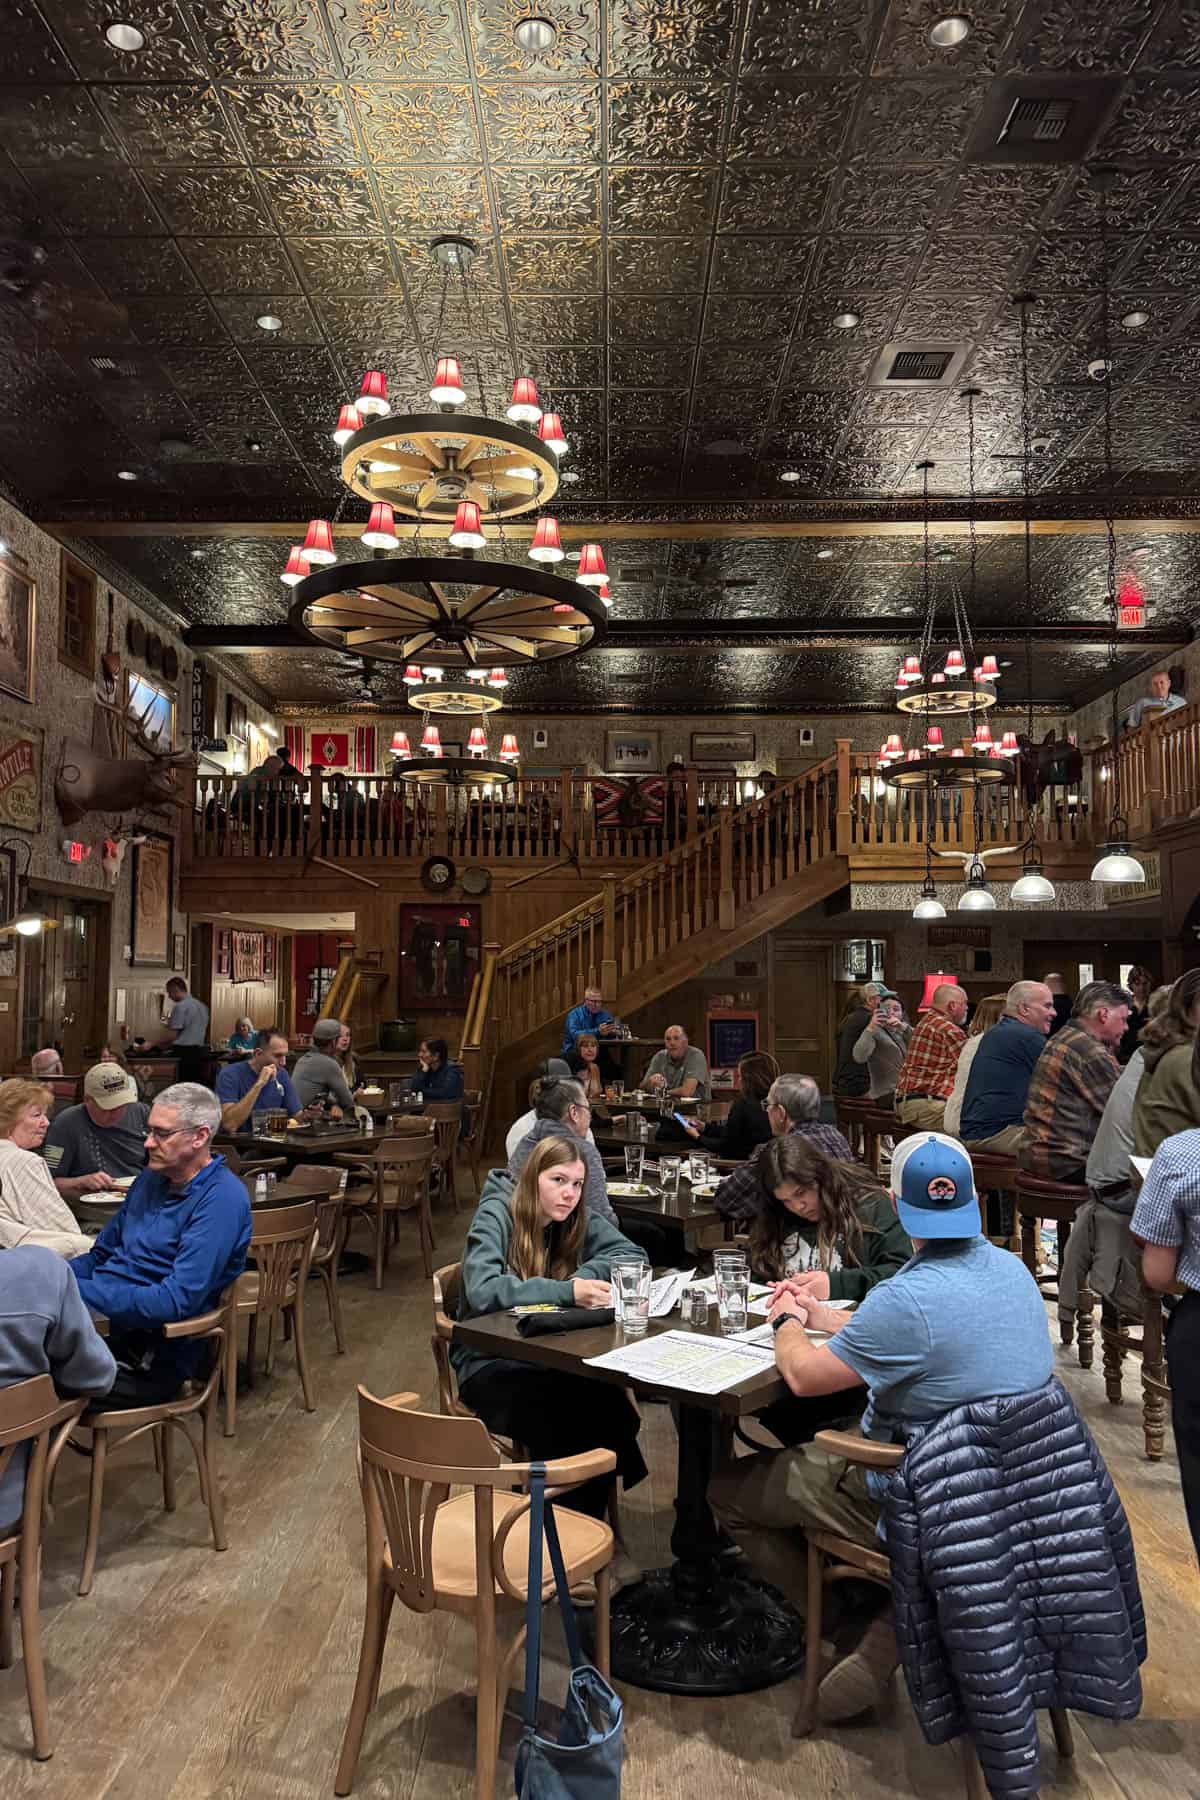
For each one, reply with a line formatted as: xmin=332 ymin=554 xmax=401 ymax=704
xmin=576 ymin=542 xmax=607 ymax=586
xmin=357 ymin=369 xmax=389 ymax=417
xmin=528 ymin=516 xmax=564 ymax=563
xmin=973 ymin=722 xmax=993 ymax=746
xmin=903 ymin=655 xmax=922 ymax=680
xmin=280 ymin=545 xmax=311 ymax=586
xmin=467 ymin=726 xmax=488 ymax=756
xmin=390 ymin=730 xmax=411 ymax=758
xmin=884 ymin=733 xmax=903 ymax=757
xmin=597 ymin=579 xmax=612 ymax=608
xmin=333 ymin=404 xmax=362 ymax=446
xmin=421 ymin=724 xmax=442 ymax=757
xmin=361 ymin=501 xmax=399 ymax=549
xmin=918 ymin=973 xmax=957 ymax=1013
xmin=895 ymin=664 xmax=910 ymax=689
xmin=930 ymin=671 xmax=946 ymax=685
xmin=507 ymin=376 xmax=541 ymax=424
xmin=538 ymin=411 xmax=568 ymax=455
xmin=945 ymin=649 xmax=966 ymax=675
xmin=402 ymin=664 xmax=423 ymax=685
xmin=950 ymin=747 xmax=965 ymax=757
xmin=499 ymin=733 xmax=520 ymax=763
xmin=980 ymin=654 xmax=1000 ymax=679
xmin=488 ymin=667 xmax=509 ymax=688
xmin=430 ymin=356 xmax=465 ymax=406
xmin=999 ymin=730 xmax=1019 ymax=754
xmin=448 ymin=499 xmax=486 ymax=549
xmin=926 ymin=725 xmax=944 ymax=749
xmin=302 ymin=518 xmax=336 ymax=565
xmin=906 ymin=748 xmax=922 ymax=762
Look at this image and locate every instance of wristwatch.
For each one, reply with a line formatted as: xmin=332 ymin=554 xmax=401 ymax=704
xmin=771 ymin=1311 xmax=805 ymax=1334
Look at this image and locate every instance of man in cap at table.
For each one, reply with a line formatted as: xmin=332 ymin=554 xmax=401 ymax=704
xmin=43 ymin=1061 xmax=151 ymax=1201
xmin=710 ymin=1131 xmax=1052 ymax=1724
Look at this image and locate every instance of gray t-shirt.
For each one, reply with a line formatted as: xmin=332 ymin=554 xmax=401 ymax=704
xmin=43 ymin=1101 xmax=151 ymax=1181
xmin=292 ymin=1050 xmax=355 ymax=1111
xmin=644 ymin=1046 xmax=710 ymax=1101
xmin=169 ymin=995 xmax=209 ymax=1046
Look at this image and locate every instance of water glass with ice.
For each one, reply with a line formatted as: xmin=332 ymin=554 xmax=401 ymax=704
xmin=660 ymin=1155 xmax=681 ymax=1197
xmin=623 ymin=1144 xmax=644 ymax=1182
xmin=614 ymin=1261 xmax=652 ymax=1337
xmin=716 ymin=1267 xmax=750 ymax=1335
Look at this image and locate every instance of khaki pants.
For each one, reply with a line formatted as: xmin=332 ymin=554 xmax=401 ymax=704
xmin=709 ymin=1444 xmax=881 ymax=1600
xmin=965 ymin=1125 xmax=1027 ymax=1157
xmin=895 ymin=1096 xmax=946 ymax=1132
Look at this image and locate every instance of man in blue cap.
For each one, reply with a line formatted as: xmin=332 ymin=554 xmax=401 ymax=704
xmin=710 ymin=1131 xmax=1052 ymax=1723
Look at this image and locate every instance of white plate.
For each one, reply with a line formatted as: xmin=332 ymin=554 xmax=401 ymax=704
xmin=108 ymin=1176 xmax=136 ymax=1190
xmin=606 ymin=1181 xmax=657 ymax=1197
xmin=690 ymin=1183 xmax=718 ymax=1198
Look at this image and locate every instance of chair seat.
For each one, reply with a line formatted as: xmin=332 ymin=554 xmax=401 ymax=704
xmin=1016 ymin=1172 xmax=1089 ymax=1204
xmin=401 ymin=1490 xmax=612 ymax=1616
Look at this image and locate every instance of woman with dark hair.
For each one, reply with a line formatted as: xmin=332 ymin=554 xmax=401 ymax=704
xmin=452 ymin=1136 xmax=647 ymax=1519
xmin=832 ymin=984 xmax=872 ymax=1098
xmin=1119 ymin=964 xmax=1155 ymax=1064
xmin=1133 ymin=969 xmax=1200 ymax=1157
xmin=567 ymin=1032 xmax=606 ymax=1105
xmin=679 ymin=1051 xmax=780 ymax=1160
xmin=410 ymin=1035 xmax=464 ymax=1103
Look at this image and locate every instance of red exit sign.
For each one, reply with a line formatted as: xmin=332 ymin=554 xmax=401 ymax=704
xmin=1118 ymin=601 xmax=1145 ymax=630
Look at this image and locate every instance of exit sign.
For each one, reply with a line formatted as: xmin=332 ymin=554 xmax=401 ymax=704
xmin=62 ymin=839 xmax=86 ymax=863
xmin=1118 ymin=600 xmax=1145 ymax=630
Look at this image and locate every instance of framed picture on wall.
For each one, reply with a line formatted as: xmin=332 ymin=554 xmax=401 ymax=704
xmin=604 ymin=728 xmax=661 ymax=774
xmin=232 ymin=930 xmax=264 ymax=983
xmin=691 ymin=730 xmax=756 ymax=764
xmin=172 ymin=932 xmax=186 ymax=973
xmin=399 ymin=903 xmax=481 ymax=1011
xmin=0 ymin=550 xmax=36 ymax=705
xmin=130 ymin=832 xmax=173 ymax=967
xmin=216 ymin=929 xmax=231 ymax=976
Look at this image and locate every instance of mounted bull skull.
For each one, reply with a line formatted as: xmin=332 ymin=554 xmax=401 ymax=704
xmin=100 ymin=831 xmax=147 ymax=885
xmin=55 ymin=689 xmax=194 ymax=828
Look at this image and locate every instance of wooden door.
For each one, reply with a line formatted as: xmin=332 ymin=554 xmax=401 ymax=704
xmin=771 ymin=939 xmax=835 ymax=1091
xmin=22 ymin=892 xmax=110 ymax=1068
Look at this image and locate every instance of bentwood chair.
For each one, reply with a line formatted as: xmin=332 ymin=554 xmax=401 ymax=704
xmin=53 ymin=1293 xmax=235 ymax=1596
xmin=223 ymin=1201 xmax=317 ymax=1436
xmin=273 ymin=1164 xmax=349 ymax=1353
xmin=334 ymin=1389 xmax=615 ymax=1800
xmin=794 ymin=1427 xmax=1076 ymax=1799
xmin=0 ymin=1377 xmax=86 ymax=1759
xmin=336 ymin=1129 xmax=437 ymax=1287
xmin=424 ymin=1101 xmax=464 ymax=1213
xmin=459 ymin=1087 xmax=485 ymax=1195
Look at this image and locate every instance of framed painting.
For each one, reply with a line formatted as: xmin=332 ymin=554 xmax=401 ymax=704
xmin=691 ymin=730 xmax=756 ymax=764
xmin=216 ymin=929 xmax=231 ymax=976
xmin=399 ymin=903 xmax=481 ymax=1011
xmin=232 ymin=930 xmax=264 ymax=983
xmin=172 ymin=932 xmax=187 ymax=973
xmin=0 ymin=551 xmax=36 ymax=705
xmin=130 ymin=832 xmax=173 ymax=967
xmin=604 ymin=728 xmax=661 ymax=774
xmin=0 ymin=728 xmax=42 ymax=833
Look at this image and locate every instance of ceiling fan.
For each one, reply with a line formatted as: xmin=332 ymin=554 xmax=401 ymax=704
xmin=0 ymin=223 xmax=128 ymax=343
xmin=617 ymin=546 xmax=755 ymax=590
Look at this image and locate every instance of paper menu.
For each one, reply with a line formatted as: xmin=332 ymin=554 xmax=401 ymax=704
xmin=1131 ymin=1156 xmax=1153 ymax=1181
xmin=584 ymin=1329 xmax=775 ymax=1396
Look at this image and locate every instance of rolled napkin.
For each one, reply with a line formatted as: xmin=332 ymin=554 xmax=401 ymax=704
xmin=516 ymin=1307 xmax=615 ymax=1337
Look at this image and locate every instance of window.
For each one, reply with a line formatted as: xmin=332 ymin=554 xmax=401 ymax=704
xmin=58 ymin=552 xmax=96 ymax=677
xmin=125 ymin=671 xmax=175 ymax=751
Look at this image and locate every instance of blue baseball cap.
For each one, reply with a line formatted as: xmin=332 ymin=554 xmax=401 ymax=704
xmin=890 ymin=1132 xmax=980 ymax=1239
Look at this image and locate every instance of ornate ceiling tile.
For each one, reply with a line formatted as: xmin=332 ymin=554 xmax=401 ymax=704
xmin=762 ymin=425 xmax=846 ymax=463
xmin=609 ymin=342 xmax=694 ymax=385
xmin=832 ymin=161 xmax=949 ymax=232
xmin=352 ymin=83 xmax=479 ymax=162
xmin=772 ymin=388 xmax=855 ymax=428
xmin=911 ymin=232 xmax=1029 ymax=293
xmin=478 ymin=81 xmax=600 ymax=163
xmin=494 ymin=165 xmax=602 ymax=231
xmin=800 ymin=291 xmax=896 ymax=342
xmin=194 ymin=0 xmax=339 ymax=77
xmin=704 ymin=292 xmax=797 ymax=340
xmin=160 ymin=345 xmax=254 ymax=392
xmin=374 ymin=163 xmax=491 ymax=234
xmin=852 ymin=386 xmax=949 ymax=426
xmin=740 ymin=0 xmax=873 ymax=76
xmin=608 ymin=0 xmax=738 ymax=78
xmin=1139 ymin=4 xmax=1200 ymax=73
xmin=76 ymin=235 xmax=199 ymax=296
xmin=606 ymin=80 xmax=727 ymax=163
xmin=24 ymin=167 xmax=164 ymax=235
xmin=38 ymin=0 xmax=197 ymax=80
xmin=528 ymin=346 xmax=603 ymax=387
xmin=182 ymin=233 xmax=298 ymax=291
xmin=608 ymin=234 xmax=708 ymax=291
xmin=504 ymin=235 xmax=601 ymax=291
xmin=1064 ymin=161 xmax=1183 ymax=231
xmin=728 ymin=78 xmax=859 ymax=162
xmin=1012 ymin=2 xmax=1158 ymax=74
xmin=940 ymin=164 xmax=1067 ymax=235
xmin=511 ymin=294 xmax=602 ymax=340
xmin=94 ymin=83 xmax=239 ymax=163
xmin=212 ymin=291 xmax=323 ymax=342
xmin=287 ymin=234 xmax=394 ymax=290
xmin=326 ymin=0 xmax=467 ymax=78
xmin=224 ymin=83 xmax=361 ymax=163
xmin=893 ymin=291 xmax=999 ymax=336
xmin=142 ymin=166 xmax=271 ymax=233
xmin=1121 ymin=231 xmax=1200 ymax=290
xmin=610 ymin=165 xmax=718 ymax=233
xmin=815 ymin=233 xmax=914 ymax=293
xmin=468 ymin=0 xmax=599 ymax=78
xmin=852 ymin=77 xmax=987 ymax=162
xmin=719 ymin=164 xmax=831 ymax=232
xmin=123 ymin=294 xmax=228 ymax=345
xmin=872 ymin=0 xmax=1022 ymax=76
xmin=263 ymin=377 xmax=349 ymax=422
xmin=782 ymin=342 xmax=875 ymax=386
xmin=238 ymin=342 xmax=341 ymax=386
xmin=0 ymin=84 xmax=121 ymax=164
xmin=256 ymin=164 xmax=383 ymax=235
xmin=1024 ymin=231 xmax=1125 ymax=293
xmin=1101 ymin=75 xmax=1200 ymax=159
xmin=313 ymin=291 xmax=416 ymax=340
xmin=710 ymin=234 xmax=815 ymax=291
xmin=0 ymin=4 xmax=75 ymax=81
xmin=609 ymin=389 xmax=689 ymax=432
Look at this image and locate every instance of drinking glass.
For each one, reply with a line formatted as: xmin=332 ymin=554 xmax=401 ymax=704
xmin=660 ymin=1155 xmax=681 ymax=1197
xmin=611 ymin=1076 xmax=625 ymax=1099
xmin=716 ymin=1267 xmax=749 ymax=1336
xmin=614 ymin=1261 xmax=652 ymax=1337
xmin=388 ymin=1082 xmax=404 ymax=1107
xmin=623 ymin=1144 xmax=644 ymax=1183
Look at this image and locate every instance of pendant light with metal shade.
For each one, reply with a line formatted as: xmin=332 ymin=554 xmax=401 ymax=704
xmin=958 ymin=855 xmax=997 ymax=911
xmin=1011 ymin=294 xmax=1056 ymax=906
xmin=1089 ymin=168 xmax=1145 ymax=886
xmin=912 ymin=841 xmax=946 ymax=919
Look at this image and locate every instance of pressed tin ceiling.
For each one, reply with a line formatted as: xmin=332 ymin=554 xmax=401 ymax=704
xmin=2 ymin=0 xmax=1200 ymax=711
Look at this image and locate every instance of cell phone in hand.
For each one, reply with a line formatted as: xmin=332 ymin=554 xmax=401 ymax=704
xmin=673 ymin=1111 xmax=694 ymax=1130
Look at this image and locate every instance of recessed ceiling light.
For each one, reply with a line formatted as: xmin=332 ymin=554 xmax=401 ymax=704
xmin=117 ymin=468 xmax=137 ymax=480
xmin=816 ymin=548 xmax=834 ymax=558
xmin=104 ymin=21 xmax=145 ymax=52
xmin=1121 ymin=308 xmax=1150 ymax=329
xmin=928 ymin=15 xmax=971 ymax=48
xmin=190 ymin=548 xmax=204 ymax=558
xmin=514 ymin=16 xmax=557 ymax=52
xmin=832 ymin=310 xmax=861 ymax=329
xmin=256 ymin=313 xmax=283 ymax=331
xmin=559 ymin=469 xmax=580 ymax=484
xmin=780 ymin=469 xmax=802 ymax=482
xmin=244 ymin=434 xmax=264 ymax=453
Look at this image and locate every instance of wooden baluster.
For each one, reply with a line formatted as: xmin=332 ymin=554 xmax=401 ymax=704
xmin=306 ymin=765 xmax=323 ymax=864
xmin=718 ymin=806 xmax=735 ymax=929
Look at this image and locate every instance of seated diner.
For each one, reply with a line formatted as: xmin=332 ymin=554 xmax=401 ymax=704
xmin=409 ymin=1036 xmax=464 ymax=1103
xmin=43 ymin=1062 xmax=151 ymax=1199
xmin=0 ymin=1077 xmax=93 ymax=1257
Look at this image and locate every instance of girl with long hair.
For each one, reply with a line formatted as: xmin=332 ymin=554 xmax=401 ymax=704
xmin=452 ymin=1136 xmax=648 ymax=1517
xmin=681 ymin=1050 xmax=780 ymax=1160
xmin=1134 ymin=968 xmax=1200 ymax=1156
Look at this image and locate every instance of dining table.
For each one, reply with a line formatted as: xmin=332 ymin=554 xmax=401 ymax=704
xmin=605 ymin=1172 xmax=730 ymax=1255
xmin=217 ymin=1122 xmax=378 ymax=1168
xmin=237 ymin=1166 xmax=340 ymax=1207
xmin=452 ymin=1305 xmax=803 ymax=1698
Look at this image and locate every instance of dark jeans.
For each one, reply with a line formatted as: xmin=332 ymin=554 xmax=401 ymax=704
xmin=1167 ymin=1291 xmax=1200 ymax=1565
xmin=86 ymin=1332 xmax=194 ymax=1413
xmin=459 ymin=1357 xmax=647 ymax=1518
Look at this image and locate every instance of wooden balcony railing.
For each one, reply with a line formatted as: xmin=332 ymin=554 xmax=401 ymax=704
xmin=1091 ymin=697 xmax=1200 ymax=835
xmin=846 ymin=753 xmax=1096 ymax=854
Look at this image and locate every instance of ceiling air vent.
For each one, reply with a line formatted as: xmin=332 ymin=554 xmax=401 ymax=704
xmin=868 ymin=341 xmax=969 ymax=390
xmin=1000 ymin=96 xmax=1072 ymax=145
xmin=966 ymin=76 xmax=1121 ymax=165
xmin=87 ymin=354 xmax=140 ymax=377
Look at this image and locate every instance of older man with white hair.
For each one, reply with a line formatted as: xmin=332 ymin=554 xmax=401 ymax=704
xmin=69 ymin=1082 xmax=251 ymax=1408
xmin=30 ymin=1047 xmax=63 ymax=1079
xmin=714 ymin=1073 xmax=853 ymax=1224
xmin=893 ymin=983 xmax=968 ymax=1131
xmin=959 ymin=979 xmax=1056 ymax=1156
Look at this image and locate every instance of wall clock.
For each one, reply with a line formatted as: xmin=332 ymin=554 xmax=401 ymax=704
xmin=420 ymin=855 xmax=456 ymax=893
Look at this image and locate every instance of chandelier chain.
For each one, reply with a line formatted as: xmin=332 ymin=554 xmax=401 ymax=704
xmin=1097 ymin=176 xmax=1124 ymax=827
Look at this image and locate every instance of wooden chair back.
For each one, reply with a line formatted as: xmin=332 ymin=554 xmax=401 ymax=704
xmin=431 ymin=1263 xmax=464 ymax=1415
xmin=246 ymin=1200 xmax=317 ymax=1313
xmin=424 ymin=1101 xmax=462 ymax=1166
xmin=375 ymin=1131 xmax=437 ymax=1208
xmin=0 ymin=1375 xmax=84 ymax=1517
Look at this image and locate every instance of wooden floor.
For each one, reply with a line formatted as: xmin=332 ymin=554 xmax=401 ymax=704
xmin=2 ymin=1180 xmax=1198 ymax=1799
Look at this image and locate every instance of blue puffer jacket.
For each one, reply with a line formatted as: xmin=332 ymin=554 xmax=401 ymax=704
xmin=884 ymin=1378 xmax=1146 ymax=1800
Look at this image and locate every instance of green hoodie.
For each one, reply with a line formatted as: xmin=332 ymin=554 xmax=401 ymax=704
xmin=1133 ymin=1039 xmax=1200 ymax=1158
xmin=450 ymin=1169 xmax=647 ymax=1390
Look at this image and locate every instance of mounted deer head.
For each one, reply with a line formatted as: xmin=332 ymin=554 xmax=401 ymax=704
xmin=55 ymin=688 xmax=194 ymax=828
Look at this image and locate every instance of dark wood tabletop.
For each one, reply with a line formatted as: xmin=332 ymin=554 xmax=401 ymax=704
xmin=218 ymin=1124 xmax=377 ymax=1160
xmin=451 ymin=1307 xmax=786 ymax=1418
xmin=238 ymin=1167 xmax=340 ymax=1206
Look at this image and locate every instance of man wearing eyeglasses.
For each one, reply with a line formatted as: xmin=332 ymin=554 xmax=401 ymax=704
xmin=69 ymin=1082 xmax=251 ymax=1408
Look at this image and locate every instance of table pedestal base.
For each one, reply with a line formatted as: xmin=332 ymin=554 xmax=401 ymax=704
xmin=607 ymin=1556 xmax=804 ymax=1695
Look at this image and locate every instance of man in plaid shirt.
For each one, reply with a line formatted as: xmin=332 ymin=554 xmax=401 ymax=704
xmin=894 ymin=985 xmax=968 ymax=1131
xmin=1019 ymin=981 xmax=1131 ymax=1183
xmin=715 ymin=1074 xmax=852 ymax=1224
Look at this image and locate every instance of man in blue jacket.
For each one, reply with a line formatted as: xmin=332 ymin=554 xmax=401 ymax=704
xmin=561 ymin=985 xmax=615 ymax=1057
xmin=960 ymin=979 xmax=1055 ymax=1155
xmin=69 ymin=1082 xmax=251 ymax=1408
